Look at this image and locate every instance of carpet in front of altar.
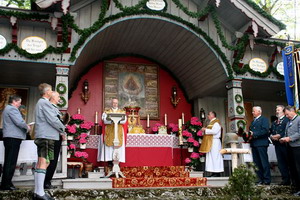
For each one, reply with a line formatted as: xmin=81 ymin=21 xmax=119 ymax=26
xmin=112 ymin=166 xmax=207 ymax=188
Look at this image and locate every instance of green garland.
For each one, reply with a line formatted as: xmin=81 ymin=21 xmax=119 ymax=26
xmin=236 ymin=106 xmax=244 ymax=115
xmin=235 ymin=94 xmax=243 ymax=103
xmin=56 ymin=83 xmax=67 ymax=94
xmin=0 ymin=0 xmax=289 ymax=80
xmin=58 ymin=96 xmax=67 ymax=108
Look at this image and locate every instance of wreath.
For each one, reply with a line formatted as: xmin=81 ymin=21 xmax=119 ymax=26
xmin=56 ymin=83 xmax=67 ymax=94
xmin=58 ymin=96 xmax=67 ymax=108
xmin=236 ymin=106 xmax=244 ymax=115
xmin=237 ymin=120 xmax=246 ymax=130
xmin=235 ymin=94 xmax=243 ymax=103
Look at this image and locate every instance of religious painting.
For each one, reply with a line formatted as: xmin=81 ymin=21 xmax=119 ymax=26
xmin=0 ymin=87 xmax=29 ymax=128
xmin=104 ymin=62 xmax=159 ymax=119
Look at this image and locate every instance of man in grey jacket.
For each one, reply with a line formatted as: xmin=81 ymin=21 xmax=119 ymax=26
xmin=0 ymin=95 xmax=30 ymax=190
xmin=281 ymin=106 xmax=300 ymax=196
xmin=33 ymin=84 xmax=65 ymax=200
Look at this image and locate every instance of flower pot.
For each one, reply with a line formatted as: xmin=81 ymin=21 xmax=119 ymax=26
xmin=75 ymin=124 xmax=80 ymax=128
xmin=200 ymin=157 xmax=205 ymax=162
xmin=67 ymin=152 xmax=71 ymax=158
xmin=183 ymin=138 xmax=187 ymax=142
xmin=198 ymin=138 xmax=202 ymax=144
xmin=84 ymin=162 xmax=93 ymax=172
xmin=80 ymin=143 xmax=87 ymax=149
xmin=188 ymin=147 xmax=194 ymax=152
xmin=87 ymin=130 xmax=91 ymax=135
xmin=67 ymin=135 xmax=74 ymax=140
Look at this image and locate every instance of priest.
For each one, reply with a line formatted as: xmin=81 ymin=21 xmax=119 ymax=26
xmin=199 ymin=111 xmax=224 ymax=177
xmin=99 ymin=98 xmax=127 ymax=164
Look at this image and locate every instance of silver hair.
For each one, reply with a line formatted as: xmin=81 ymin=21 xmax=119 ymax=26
xmin=276 ymin=105 xmax=285 ymax=110
xmin=253 ymin=106 xmax=262 ymax=113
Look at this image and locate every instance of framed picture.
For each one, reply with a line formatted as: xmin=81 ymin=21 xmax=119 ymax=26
xmin=0 ymin=87 xmax=29 ymax=128
xmin=103 ymin=62 xmax=159 ymax=119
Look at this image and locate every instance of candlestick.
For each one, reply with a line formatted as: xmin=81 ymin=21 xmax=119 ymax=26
xmin=178 ymin=119 xmax=183 ymax=145
xmin=77 ymin=108 xmax=81 ymax=114
xmin=182 ymin=113 xmax=185 ymax=124
xmin=147 ymin=114 xmax=150 ymax=128
xmin=164 ymin=114 xmax=167 ymax=126
xmin=95 ymin=111 xmax=98 ymax=123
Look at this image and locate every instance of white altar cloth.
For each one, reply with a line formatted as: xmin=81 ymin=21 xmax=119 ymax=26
xmin=0 ymin=140 xmax=37 ymax=164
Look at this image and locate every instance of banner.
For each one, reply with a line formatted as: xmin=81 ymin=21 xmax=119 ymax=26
xmin=294 ymin=50 xmax=300 ymax=110
xmin=282 ymin=45 xmax=295 ymax=106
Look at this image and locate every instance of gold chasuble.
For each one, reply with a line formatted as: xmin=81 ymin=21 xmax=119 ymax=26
xmin=199 ymin=118 xmax=221 ymax=153
xmin=104 ymin=108 xmax=125 ymax=147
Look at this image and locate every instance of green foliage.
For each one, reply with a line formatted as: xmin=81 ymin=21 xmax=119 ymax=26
xmin=224 ymin=164 xmax=263 ymax=200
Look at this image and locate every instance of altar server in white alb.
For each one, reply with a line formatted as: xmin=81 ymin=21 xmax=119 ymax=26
xmin=99 ymin=98 xmax=127 ymax=163
xmin=200 ymin=111 xmax=224 ymax=177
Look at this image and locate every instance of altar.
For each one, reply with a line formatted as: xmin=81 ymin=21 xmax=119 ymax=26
xmin=87 ymin=134 xmax=188 ymax=167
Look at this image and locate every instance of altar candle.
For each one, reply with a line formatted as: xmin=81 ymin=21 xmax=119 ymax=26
xmin=147 ymin=114 xmax=150 ymax=127
xmin=182 ymin=113 xmax=185 ymax=124
xmin=77 ymin=108 xmax=81 ymax=114
xmin=95 ymin=111 xmax=98 ymax=123
xmin=178 ymin=119 xmax=182 ymax=129
xmin=164 ymin=114 xmax=167 ymax=126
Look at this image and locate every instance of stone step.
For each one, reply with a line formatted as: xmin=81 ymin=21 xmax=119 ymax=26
xmin=62 ymin=178 xmax=112 ymax=189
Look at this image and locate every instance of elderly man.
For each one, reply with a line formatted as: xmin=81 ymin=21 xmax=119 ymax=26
xmin=200 ymin=111 xmax=224 ymax=177
xmin=100 ymin=98 xmax=127 ymax=163
xmin=34 ymin=84 xmax=65 ymax=200
xmin=269 ymin=105 xmax=290 ymax=185
xmin=280 ymin=106 xmax=300 ymax=196
xmin=0 ymin=95 xmax=30 ymax=190
xmin=250 ymin=106 xmax=270 ymax=185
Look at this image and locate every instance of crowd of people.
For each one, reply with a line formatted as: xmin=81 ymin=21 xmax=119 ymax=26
xmin=1 ymin=83 xmax=300 ymax=198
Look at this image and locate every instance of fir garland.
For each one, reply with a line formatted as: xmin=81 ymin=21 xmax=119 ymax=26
xmin=0 ymin=9 xmax=49 ymax=20
xmin=58 ymin=96 xmax=67 ymax=108
xmin=56 ymin=83 xmax=67 ymax=94
xmin=236 ymin=106 xmax=244 ymax=115
xmin=235 ymin=94 xmax=243 ymax=103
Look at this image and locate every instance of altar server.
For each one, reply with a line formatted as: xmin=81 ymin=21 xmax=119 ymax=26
xmin=0 ymin=95 xmax=30 ymax=190
xmin=200 ymin=111 xmax=224 ymax=177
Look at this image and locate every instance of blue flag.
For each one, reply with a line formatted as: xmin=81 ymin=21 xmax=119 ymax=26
xmin=282 ymin=45 xmax=294 ymax=106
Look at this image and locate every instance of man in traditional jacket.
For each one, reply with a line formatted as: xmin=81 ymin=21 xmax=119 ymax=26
xmin=280 ymin=106 xmax=300 ymax=196
xmin=99 ymin=98 xmax=127 ymax=163
xmin=250 ymin=106 xmax=270 ymax=185
xmin=269 ymin=105 xmax=290 ymax=185
xmin=200 ymin=111 xmax=224 ymax=177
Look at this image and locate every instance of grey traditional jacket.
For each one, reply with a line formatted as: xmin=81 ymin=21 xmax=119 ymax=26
xmin=2 ymin=104 xmax=28 ymax=139
xmin=285 ymin=115 xmax=300 ymax=147
xmin=34 ymin=98 xmax=65 ymax=140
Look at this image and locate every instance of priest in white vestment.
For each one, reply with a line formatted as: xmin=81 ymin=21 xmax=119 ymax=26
xmin=98 ymin=98 xmax=127 ymax=163
xmin=201 ymin=111 xmax=224 ymax=177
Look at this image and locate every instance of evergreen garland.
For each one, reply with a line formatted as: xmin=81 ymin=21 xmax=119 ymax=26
xmin=0 ymin=0 xmax=289 ymax=80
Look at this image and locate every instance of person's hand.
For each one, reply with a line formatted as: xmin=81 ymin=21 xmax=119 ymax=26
xmin=61 ymin=134 xmax=67 ymax=141
xmin=201 ymin=127 xmax=206 ymax=132
xmin=271 ymin=134 xmax=281 ymax=141
xmin=279 ymin=137 xmax=290 ymax=143
xmin=27 ymin=125 xmax=31 ymax=132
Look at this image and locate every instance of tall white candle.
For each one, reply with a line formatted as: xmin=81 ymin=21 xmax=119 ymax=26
xmin=182 ymin=113 xmax=185 ymax=124
xmin=95 ymin=111 xmax=98 ymax=123
xmin=164 ymin=114 xmax=167 ymax=126
xmin=77 ymin=108 xmax=81 ymax=114
xmin=147 ymin=114 xmax=150 ymax=127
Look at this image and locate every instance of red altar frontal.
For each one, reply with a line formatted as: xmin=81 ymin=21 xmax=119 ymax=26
xmin=85 ymin=134 xmax=189 ymax=167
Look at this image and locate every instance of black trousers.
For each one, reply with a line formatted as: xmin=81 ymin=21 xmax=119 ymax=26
xmin=287 ymin=145 xmax=300 ymax=190
xmin=252 ymin=146 xmax=271 ymax=184
xmin=1 ymin=137 xmax=22 ymax=187
xmin=44 ymin=138 xmax=62 ymax=186
xmin=274 ymin=143 xmax=290 ymax=183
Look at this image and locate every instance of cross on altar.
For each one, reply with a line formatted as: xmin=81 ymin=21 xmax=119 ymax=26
xmin=105 ymin=113 xmax=126 ymax=178
xmin=220 ymin=132 xmax=250 ymax=171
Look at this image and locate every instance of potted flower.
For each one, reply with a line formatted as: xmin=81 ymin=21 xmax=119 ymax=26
xmin=168 ymin=123 xmax=179 ymax=135
xmin=70 ymin=114 xmax=84 ymax=126
xmin=67 ymin=144 xmax=76 ymax=158
xmin=66 ymin=124 xmax=77 ymax=140
xmin=151 ymin=123 xmax=162 ymax=134
xmin=78 ymin=133 xmax=88 ymax=149
xmin=74 ymin=151 xmax=89 ymax=162
xmin=79 ymin=121 xmax=94 ymax=135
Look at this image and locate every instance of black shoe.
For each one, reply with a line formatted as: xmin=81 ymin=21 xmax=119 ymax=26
xmin=33 ymin=193 xmax=54 ymax=200
xmin=44 ymin=184 xmax=56 ymax=189
xmin=293 ymin=191 xmax=300 ymax=197
xmin=210 ymin=173 xmax=221 ymax=177
xmin=1 ymin=186 xmax=18 ymax=191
